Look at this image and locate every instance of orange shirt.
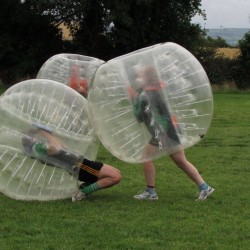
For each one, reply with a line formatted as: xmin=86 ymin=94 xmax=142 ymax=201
xmin=69 ymin=77 xmax=88 ymax=96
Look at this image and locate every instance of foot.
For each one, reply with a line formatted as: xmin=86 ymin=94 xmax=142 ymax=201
xmin=134 ymin=190 xmax=159 ymax=200
xmin=72 ymin=190 xmax=86 ymax=202
xmin=196 ymin=186 xmax=215 ymax=201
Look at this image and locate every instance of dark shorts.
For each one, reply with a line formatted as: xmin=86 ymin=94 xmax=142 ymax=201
xmin=149 ymin=134 xmax=180 ymax=148
xmin=78 ymin=158 xmax=104 ymax=184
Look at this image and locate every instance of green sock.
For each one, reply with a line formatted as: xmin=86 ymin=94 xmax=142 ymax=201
xmin=81 ymin=182 xmax=100 ymax=196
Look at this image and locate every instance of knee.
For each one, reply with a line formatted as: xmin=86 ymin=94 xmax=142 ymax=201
xmin=112 ymin=170 xmax=122 ymax=185
xmin=101 ymin=164 xmax=122 ymax=185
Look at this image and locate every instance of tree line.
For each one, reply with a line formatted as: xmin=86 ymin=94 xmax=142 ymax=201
xmin=0 ymin=0 xmax=249 ymax=89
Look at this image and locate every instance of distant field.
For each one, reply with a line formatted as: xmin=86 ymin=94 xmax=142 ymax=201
xmin=58 ymin=23 xmax=72 ymax=40
xmin=217 ymin=48 xmax=240 ymax=59
xmin=207 ymin=28 xmax=248 ymax=46
xmin=52 ymin=24 xmax=244 ymax=61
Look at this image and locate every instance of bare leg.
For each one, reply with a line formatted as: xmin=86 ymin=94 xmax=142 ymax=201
xmin=96 ymin=164 xmax=122 ymax=189
xmin=143 ymin=161 xmax=156 ymax=186
xmin=134 ymin=160 xmax=158 ymax=200
xmin=72 ymin=164 xmax=121 ymax=201
xmin=169 ymin=150 xmax=205 ymax=186
xmin=142 ymin=143 xmax=158 ymax=186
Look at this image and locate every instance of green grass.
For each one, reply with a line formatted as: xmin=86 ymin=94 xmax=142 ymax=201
xmin=0 ymin=92 xmax=250 ymax=250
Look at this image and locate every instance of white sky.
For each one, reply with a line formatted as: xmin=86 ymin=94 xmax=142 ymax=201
xmin=192 ymin=0 xmax=250 ymax=29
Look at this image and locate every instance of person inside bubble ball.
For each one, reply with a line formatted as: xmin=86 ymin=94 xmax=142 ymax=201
xmin=128 ymin=65 xmax=214 ymax=201
xmin=22 ymin=124 xmax=121 ymax=202
xmin=68 ymin=65 xmax=88 ymax=98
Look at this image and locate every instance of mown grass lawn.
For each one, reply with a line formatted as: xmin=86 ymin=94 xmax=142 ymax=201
xmin=0 ymin=89 xmax=249 ymax=250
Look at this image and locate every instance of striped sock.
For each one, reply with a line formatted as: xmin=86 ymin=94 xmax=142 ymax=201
xmin=81 ymin=182 xmax=100 ymax=196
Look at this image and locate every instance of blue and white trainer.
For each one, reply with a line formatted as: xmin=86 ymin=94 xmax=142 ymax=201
xmin=134 ymin=190 xmax=159 ymax=200
xmin=196 ymin=186 xmax=215 ymax=201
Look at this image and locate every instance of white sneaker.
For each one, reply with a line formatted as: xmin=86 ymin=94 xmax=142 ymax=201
xmin=134 ymin=190 xmax=159 ymax=200
xmin=72 ymin=190 xmax=86 ymax=202
xmin=196 ymin=186 xmax=215 ymax=201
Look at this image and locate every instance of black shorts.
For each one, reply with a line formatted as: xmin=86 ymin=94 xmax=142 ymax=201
xmin=78 ymin=158 xmax=104 ymax=184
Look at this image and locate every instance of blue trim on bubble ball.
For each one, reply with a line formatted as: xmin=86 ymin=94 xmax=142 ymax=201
xmin=32 ymin=123 xmax=53 ymax=133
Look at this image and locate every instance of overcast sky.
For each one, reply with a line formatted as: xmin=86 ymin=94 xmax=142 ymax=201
xmin=192 ymin=0 xmax=250 ymax=29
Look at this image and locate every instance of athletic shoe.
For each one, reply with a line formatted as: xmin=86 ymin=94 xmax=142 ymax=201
xmin=72 ymin=190 xmax=86 ymax=202
xmin=196 ymin=186 xmax=215 ymax=201
xmin=134 ymin=190 xmax=159 ymax=200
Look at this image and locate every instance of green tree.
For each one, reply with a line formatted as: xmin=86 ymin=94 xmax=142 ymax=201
xmin=1 ymin=0 xmax=206 ymax=83
xmin=0 ymin=0 xmax=64 ymax=85
xmin=108 ymin=0 xmax=205 ymax=57
xmin=206 ymin=36 xmax=231 ymax=48
xmin=29 ymin=0 xmax=113 ymax=59
xmin=233 ymin=32 xmax=250 ymax=89
xmin=193 ymin=35 xmax=235 ymax=86
xmin=30 ymin=0 xmax=205 ymax=60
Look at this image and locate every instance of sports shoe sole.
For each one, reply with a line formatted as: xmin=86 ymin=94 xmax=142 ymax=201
xmin=134 ymin=195 xmax=159 ymax=201
xmin=196 ymin=187 xmax=215 ymax=201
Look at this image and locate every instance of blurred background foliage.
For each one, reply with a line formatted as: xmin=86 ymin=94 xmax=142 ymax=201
xmin=0 ymin=0 xmax=249 ymax=89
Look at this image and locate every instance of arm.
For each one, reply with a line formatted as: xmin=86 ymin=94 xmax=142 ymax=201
xmin=132 ymin=98 xmax=143 ymax=122
xmin=128 ymin=86 xmax=144 ymax=122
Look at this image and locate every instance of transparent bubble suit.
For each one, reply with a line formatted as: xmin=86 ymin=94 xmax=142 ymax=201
xmin=88 ymin=42 xmax=213 ymax=163
xmin=0 ymin=79 xmax=99 ymax=200
xmin=37 ymin=54 xmax=104 ymax=96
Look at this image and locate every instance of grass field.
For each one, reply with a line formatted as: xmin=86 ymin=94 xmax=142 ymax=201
xmin=0 ymin=89 xmax=250 ymax=249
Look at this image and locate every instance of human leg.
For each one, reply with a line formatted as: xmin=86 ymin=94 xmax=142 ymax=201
xmin=143 ymin=160 xmax=156 ymax=187
xmin=79 ymin=164 xmax=121 ymax=197
xmin=169 ymin=150 xmax=214 ymax=200
xmin=134 ymin=160 xmax=158 ymax=200
xmin=169 ymin=150 xmax=205 ymax=186
xmin=96 ymin=164 xmax=122 ymax=189
xmin=72 ymin=160 xmax=121 ymax=202
xmin=134 ymin=144 xmax=159 ymax=200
